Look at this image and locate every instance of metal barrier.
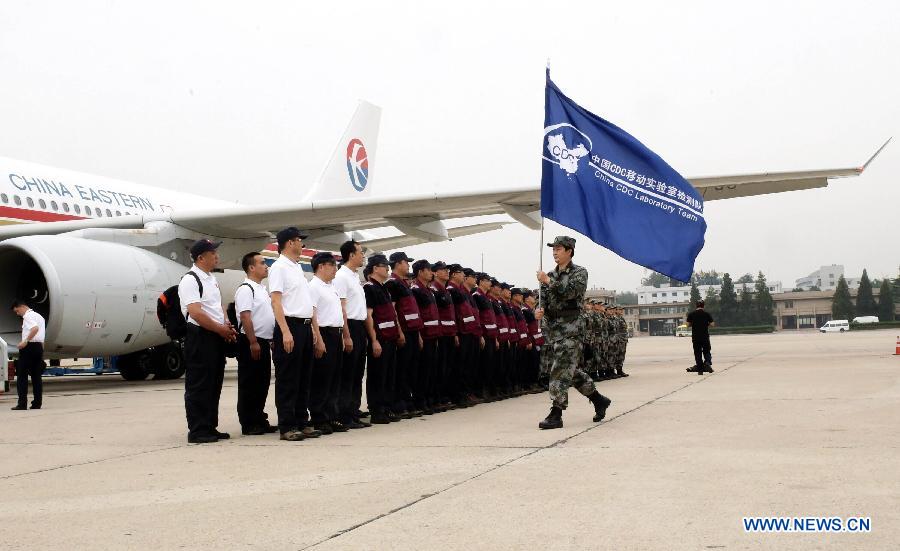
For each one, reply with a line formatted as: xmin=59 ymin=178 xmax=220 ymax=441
xmin=0 ymin=336 xmax=16 ymax=393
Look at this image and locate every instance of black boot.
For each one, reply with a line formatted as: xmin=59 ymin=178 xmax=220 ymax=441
xmin=538 ymin=406 xmax=563 ymax=429
xmin=588 ymin=391 xmax=612 ymax=422
xmin=686 ymin=365 xmax=700 ymax=373
xmin=701 ymin=362 xmax=714 ymax=373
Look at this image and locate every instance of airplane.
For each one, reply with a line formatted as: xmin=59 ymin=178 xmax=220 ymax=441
xmin=0 ymin=101 xmax=888 ymax=381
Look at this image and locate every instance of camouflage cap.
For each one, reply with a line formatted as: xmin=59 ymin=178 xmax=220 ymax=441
xmin=546 ymin=235 xmax=576 ymax=249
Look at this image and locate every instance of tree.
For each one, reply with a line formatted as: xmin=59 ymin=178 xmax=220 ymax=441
xmin=719 ymin=273 xmax=739 ymax=326
xmin=693 ymin=270 xmax=722 ymax=286
xmin=753 ymin=271 xmax=775 ymax=325
xmin=737 ymin=273 xmax=754 ymax=284
xmin=739 ymin=284 xmax=754 ymax=325
xmin=832 ymin=275 xmax=855 ymax=320
xmin=703 ymin=287 xmax=720 ymax=319
xmin=855 ymin=269 xmax=877 ymax=316
xmin=642 ymin=271 xmax=670 ymax=288
xmin=616 ymin=291 xmax=638 ymax=305
xmin=878 ymin=279 xmax=896 ymax=322
xmin=690 ymin=282 xmax=702 ymax=307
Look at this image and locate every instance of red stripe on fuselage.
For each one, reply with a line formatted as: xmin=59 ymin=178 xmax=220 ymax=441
xmin=0 ymin=205 xmax=85 ymax=222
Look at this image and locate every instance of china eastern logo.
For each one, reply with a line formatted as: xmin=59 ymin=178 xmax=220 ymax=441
xmin=346 ymin=138 xmax=369 ymax=192
xmin=542 ymin=123 xmax=592 ymax=175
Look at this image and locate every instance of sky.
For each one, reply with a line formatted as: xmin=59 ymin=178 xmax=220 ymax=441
xmin=1 ymin=1 xmax=897 ymax=293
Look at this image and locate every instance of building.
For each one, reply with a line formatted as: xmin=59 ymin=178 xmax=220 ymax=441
xmin=585 ymin=287 xmax=616 ymax=304
xmin=794 ymin=264 xmax=860 ymax=291
xmin=637 ymin=280 xmax=783 ymax=305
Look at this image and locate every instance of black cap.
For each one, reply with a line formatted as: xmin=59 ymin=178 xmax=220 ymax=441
xmin=311 ymin=251 xmax=336 ymax=271
xmin=447 ymin=263 xmax=463 ymax=275
xmin=510 ymin=287 xmax=524 ymax=296
xmin=411 ymin=259 xmax=432 ymax=275
xmin=490 ymin=278 xmax=500 ymax=287
xmin=431 ymin=261 xmax=448 ymax=272
xmin=475 ymin=272 xmax=491 ymax=283
xmin=500 ymin=282 xmax=511 ymax=290
xmin=522 ymin=289 xmax=534 ymax=299
xmin=366 ymin=254 xmax=389 ymax=268
xmin=276 ymin=227 xmax=309 ymax=250
xmin=190 ymin=239 xmax=221 ymax=260
xmin=388 ymin=251 xmax=414 ymax=264
xmin=462 ymin=268 xmax=475 ymax=277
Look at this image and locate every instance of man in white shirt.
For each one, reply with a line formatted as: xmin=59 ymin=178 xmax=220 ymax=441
xmin=269 ymin=227 xmax=324 ymax=441
xmin=235 ymin=252 xmax=277 ymax=436
xmin=179 ymin=239 xmax=237 ymax=444
xmin=333 ymin=240 xmax=371 ymax=429
xmin=10 ymin=300 xmax=45 ymax=410
xmin=307 ymin=252 xmax=347 ymax=434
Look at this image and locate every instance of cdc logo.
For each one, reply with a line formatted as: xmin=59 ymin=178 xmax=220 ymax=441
xmin=542 ymin=123 xmax=592 ymax=175
xmin=346 ymin=138 xmax=369 ymax=192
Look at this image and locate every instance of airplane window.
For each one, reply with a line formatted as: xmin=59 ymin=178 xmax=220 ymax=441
xmin=14 ymin=195 xmax=21 ymax=206
xmin=50 ymin=201 xmax=58 ymax=211
xmin=1 ymin=193 xmax=7 ymax=203
xmin=96 ymin=208 xmax=102 ymax=217
xmin=106 ymin=209 xmax=112 ymax=217
xmin=115 ymin=210 xmax=121 ymax=216
xmin=84 ymin=206 xmax=92 ymax=216
xmin=74 ymin=204 xmax=81 ymax=214
xmin=39 ymin=199 xmax=47 ymax=209
xmin=63 ymin=203 xmax=70 ymax=213
xmin=27 ymin=197 xmax=34 ymax=208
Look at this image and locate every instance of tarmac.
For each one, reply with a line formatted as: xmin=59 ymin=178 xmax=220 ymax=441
xmin=1 ymin=329 xmax=898 ymax=550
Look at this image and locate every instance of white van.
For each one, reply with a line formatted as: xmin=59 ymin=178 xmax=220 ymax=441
xmin=820 ymin=320 xmax=850 ymax=333
xmin=852 ymin=316 xmax=879 ymax=325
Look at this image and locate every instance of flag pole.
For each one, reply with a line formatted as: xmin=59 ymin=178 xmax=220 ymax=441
xmin=538 ymin=58 xmax=550 ymax=307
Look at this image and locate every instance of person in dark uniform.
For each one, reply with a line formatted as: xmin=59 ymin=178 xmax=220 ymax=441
xmin=522 ymin=290 xmax=545 ymax=392
xmin=10 ymin=299 xmax=45 ymax=411
xmin=234 ymin=252 xmax=277 ymax=435
xmin=362 ymin=254 xmax=401 ymax=425
xmin=409 ymin=259 xmax=441 ymax=414
xmin=686 ymin=300 xmax=715 ymax=374
xmin=489 ymin=279 xmax=509 ymax=399
xmin=430 ymin=261 xmax=458 ymax=411
xmin=385 ymin=252 xmax=419 ymax=420
xmin=472 ymin=273 xmax=498 ymax=401
xmin=446 ymin=264 xmax=479 ymax=407
xmin=179 ymin=239 xmax=237 ymax=443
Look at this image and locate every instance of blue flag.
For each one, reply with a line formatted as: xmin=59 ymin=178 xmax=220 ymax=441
xmin=541 ymin=71 xmax=706 ymax=282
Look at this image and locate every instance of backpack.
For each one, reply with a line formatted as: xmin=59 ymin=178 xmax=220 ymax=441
xmin=226 ymin=283 xmax=254 ymax=331
xmin=157 ymin=272 xmax=202 ymax=340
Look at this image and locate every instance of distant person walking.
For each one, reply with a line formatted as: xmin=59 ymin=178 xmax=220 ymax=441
xmin=686 ymin=300 xmax=714 ymax=374
xmin=10 ymin=300 xmax=45 ymax=410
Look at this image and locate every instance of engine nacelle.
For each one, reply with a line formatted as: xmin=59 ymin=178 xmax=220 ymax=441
xmin=0 ymin=235 xmax=188 ymax=358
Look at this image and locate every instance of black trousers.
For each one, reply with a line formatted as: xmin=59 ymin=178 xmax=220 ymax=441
xmin=366 ymin=338 xmax=397 ymax=414
xmin=340 ymin=320 xmax=367 ymax=422
xmin=273 ymin=317 xmax=313 ymax=432
xmin=184 ymin=325 xmax=226 ymax=438
xmin=437 ymin=335 xmax=454 ymax=402
xmin=394 ymin=329 xmax=419 ymax=413
xmin=237 ymin=335 xmax=272 ymax=430
xmin=692 ymin=336 xmax=712 ymax=367
xmin=16 ymin=342 xmax=43 ymax=408
xmin=309 ymin=327 xmax=343 ymax=424
xmin=415 ymin=337 xmax=438 ymax=408
xmin=457 ymin=334 xmax=477 ymax=399
xmin=479 ymin=336 xmax=496 ymax=396
xmin=494 ymin=340 xmax=508 ymax=393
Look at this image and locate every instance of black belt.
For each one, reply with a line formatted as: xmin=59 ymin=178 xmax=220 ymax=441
xmin=286 ymin=316 xmax=312 ymax=325
xmin=320 ymin=326 xmax=343 ymax=335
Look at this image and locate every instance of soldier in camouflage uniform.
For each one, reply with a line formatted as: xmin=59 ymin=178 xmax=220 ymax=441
xmin=536 ymin=236 xmax=612 ymax=430
xmin=613 ymin=306 xmax=630 ymax=377
xmin=582 ymin=300 xmax=599 ymax=382
xmin=589 ymin=301 xmax=608 ymax=380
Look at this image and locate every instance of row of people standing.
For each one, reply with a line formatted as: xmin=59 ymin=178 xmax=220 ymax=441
xmin=582 ymin=301 xmax=629 ymax=381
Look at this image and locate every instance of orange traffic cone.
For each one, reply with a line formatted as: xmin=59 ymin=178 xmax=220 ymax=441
xmin=895 ymin=336 xmax=900 ymax=356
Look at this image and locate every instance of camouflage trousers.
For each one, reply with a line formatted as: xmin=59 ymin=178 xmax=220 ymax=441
xmin=590 ymin=341 xmax=607 ymax=373
xmin=543 ymin=337 xmax=596 ymax=409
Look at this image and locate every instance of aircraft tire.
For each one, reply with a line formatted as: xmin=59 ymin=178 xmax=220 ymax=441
xmin=153 ymin=342 xmax=186 ymax=380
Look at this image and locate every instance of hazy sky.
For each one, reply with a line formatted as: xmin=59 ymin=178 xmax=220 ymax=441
xmin=1 ymin=1 xmax=897 ymax=293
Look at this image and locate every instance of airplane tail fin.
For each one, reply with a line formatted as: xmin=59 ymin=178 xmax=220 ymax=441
xmin=304 ymin=101 xmax=381 ymax=202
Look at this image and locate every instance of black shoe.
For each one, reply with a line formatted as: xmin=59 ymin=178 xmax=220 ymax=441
xmin=314 ymin=423 xmax=334 ymax=435
xmin=589 ymin=392 xmax=612 ymax=422
xmin=590 ymin=371 xmax=601 ymax=382
xmin=346 ymin=420 xmax=368 ymax=429
xmin=280 ymin=430 xmax=305 ymax=441
xmin=398 ymin=410 xmax=414 ymax=419
xmin=241 ymin=426 xmax=266 ymax=435
xmin=538 ymin=406 xmax=563 ymax=429
xmin=330 ymin=421 xmax=349 ymax=433
xmin=617 ymin=371 xmax=629 ymax=378
xmin=370 ymin=414 xmax=391 ymax=424
xmin=422 ymin=408 xmax=435 ymax=415
xmin=11 ymin=405 xmax=26 ymax=411
xmin=356 ymin=410 xmax=370 ymax=418
xmin=263 ymin=424 xmax=279 ymax=433
xmin=702 ymin=362 xmax=714 ymax=373
xmin=352 ymin=417 xmax=372 ymax=428
xmin=409 ymin=409 xmax=424 ymax=417
xmin=386 ymin=412 xmax=400 ymax=423
xmin=30 ymin=404 xmax=42 ymax=409
xmin=214 ymin=431 xmax=230 ymax=440
xmin=686 ymin=365 xmax=701 ymax=373
xmin=301 ymin=426 xmax=323 ymax=438
xmin=188 ymin=434 xmax=219 ymax=444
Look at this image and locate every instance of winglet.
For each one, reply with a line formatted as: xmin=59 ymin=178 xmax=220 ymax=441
xmin=860 ymin=137 xmax=892 ymax=172
xmin=304 ymin=101 xmax=382 ymax=202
